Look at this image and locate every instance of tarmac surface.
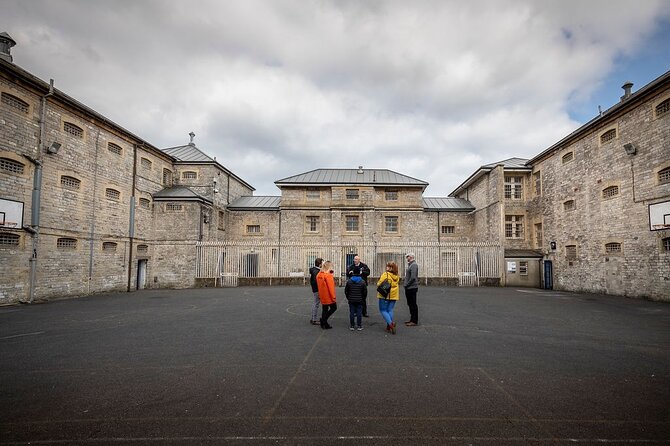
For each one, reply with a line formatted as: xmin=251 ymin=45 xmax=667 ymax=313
xmin=0 ymin=285 xmax=669 ymax=445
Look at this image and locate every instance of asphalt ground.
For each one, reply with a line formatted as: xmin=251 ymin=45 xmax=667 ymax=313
xmin=0 ymin=285 xmax=669 ymax=445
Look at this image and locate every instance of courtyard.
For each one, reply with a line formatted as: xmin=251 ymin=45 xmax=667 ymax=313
xmin=0 ymin=286 xmax=669 ymax=444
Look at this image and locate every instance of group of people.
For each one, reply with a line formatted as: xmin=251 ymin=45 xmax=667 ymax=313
xmin=308 ymin=253 xmax=420 ymax=334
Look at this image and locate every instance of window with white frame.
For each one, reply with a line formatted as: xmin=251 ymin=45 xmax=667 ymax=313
xmin=346 ymin=189 xmax=359 ymax=200
xmin=345 ymin=215 xmax=359 ymax=232
xmin=385 ymin=216 xmax=398 ymax=233
xmin=504 ymin=176 xmax=523 ymax=200
xmin=519 ymin=261 xmax=528 ymax=276
xmin=306 ymin=216 xmax=319 ymax=233
xmin=505 ymin=215 xmax=524 ymax=239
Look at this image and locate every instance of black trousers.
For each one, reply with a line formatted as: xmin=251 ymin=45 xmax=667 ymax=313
xmin=405 ymin=288 xmax=418 ymax=324
xmin=321 ymin=303 xmax=337 ymax=325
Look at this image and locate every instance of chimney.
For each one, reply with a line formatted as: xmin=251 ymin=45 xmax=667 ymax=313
xmin=620 ymin=81 xmax=633 ymax=102
xmin=357 ymin=165 xmax=364 ymax=174
xmin=0 ymin=32 xmax=17 ymax=63
xmin=188 ymin=131 xmax=195 ymax=145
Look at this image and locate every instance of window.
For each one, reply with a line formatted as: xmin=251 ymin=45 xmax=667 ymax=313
xmin=306 ymin=188 xmax=320 ymax=200
xmin=605 ymin=242 xmax=622 ymax=253
xmin=659 ymin=167 xmax=670 ymax=184
xmin=565 ymin=245 xmax=577 ymax=260
xmin=246 ymin=224 xmax=261 ymax=234
xmin=504 ymin=176 xmax=523 ymax=200
xmin=663 ymin=238 xmax=670 ymax=252
xmin=108 ymin=143 xmax=122 ymax=156
xmin=163 ymin=168 xmax=173 ymax=186
xmin=563 ymin=200 xmax=575 ymax=211
xmin=346 ymin=189 xmax=359 ymax=200
xmin=0 ymin=157 xmax=25 ymax=174
xmin=105 ymin=188 xmax=120 ymax=201
xmin=385 ymin=216 xmax=398 ymax=233
xmin=345 ymin=215 xmax=359 ymax=232
xmin=441 ymin=225 xmax=455 ymax=234
xmin=505 ymin=215 xmax=524 ymax=239
xmin=0 ymin=233 xmax=20 ymax=246
xmin=63 ymin=121 xmax=83 ymax=138
xmin=57 ymin=238 xmax=77 ymax=250
xmin=165 ymin=203 xmax=182 ymax=212
xmin=1 ymin=92 xmax=29 ymax=113
xmin=602 ymin=185 xmax=619 ymax=199
xmin=140 ymin=157 xmax=152 ymax=170
xmin=385 ymin=190 xmax=398 ymax=201
xmin=533 ymin=172 xmax=541 ymax=196
xmin=534 ymin=223 xmax=543 ymax=248
xmin=139 ymin=198 xmax=151 ymax=209
xmin=656 ymin=98 xmax=670 ymax=118
xmin=562 ymin=152 xmax=574 ymax=164
xmin=137 ymin=244 xmax=148 ymax=254
xmin=182 ymin=171 xmax=197 ymax=180
xmin=600 ymin=128 xmax=616 ymax=144
xmin=60 ymin=175 xmax=81 ymax=191
xmin=519 ymin=261 xmax=528 ymax=276
xmin=102 ymin=242 xmax=117 ymax=252
xmin=306 ymin=216 xmax=319 ymax=232
xmin=218 ymin=211 xmax=225 ymax=230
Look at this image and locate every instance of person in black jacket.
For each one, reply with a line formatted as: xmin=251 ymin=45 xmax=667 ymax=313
xmin=346 ymin=255 xmax=371 ymax=317
xmin=309 ymin=258 xmax=323 ymax=325
xmin=344 ymin=275 xmax=367 ymax=330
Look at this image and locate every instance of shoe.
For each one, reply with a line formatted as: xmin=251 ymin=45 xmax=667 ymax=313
xmin=311 ymin=320 xmax=320 ymax=325
xmin=405 ymin=322 xmax=417 ymax=327
xmin=390 ymin=322 xmax=396 ymax=335
xmin=324 ymin=323 xmax=333 ymax=329
xmin=385 ymin=324 xmax=391 ymax=332
xmin=350 ymin=326 xmax=355 ymax=331
xmin=357 ymin=326 xmax=363 ymax=331
xmin=363 ymin=314 xmax=369 ymax=318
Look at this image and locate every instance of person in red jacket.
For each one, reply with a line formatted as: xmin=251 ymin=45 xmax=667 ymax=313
xmin=316 ymin=260 xmax=337 ymax=329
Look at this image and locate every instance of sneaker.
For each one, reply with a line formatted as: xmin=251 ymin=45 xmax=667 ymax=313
xmin=390 ymin=322 xmax=396 ymax=335
xmin=350 ymin=326 xmax=355 ymax=331
xmin=357 ymin=326 xmax=363 ymax=331
xmin=405 ymin=322 xmax=417 ymax=327
xmin=385 ymin=324 xmax=391 ymax=332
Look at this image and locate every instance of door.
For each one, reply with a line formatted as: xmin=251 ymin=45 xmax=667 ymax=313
xmin=137 ymin=259 xmax=147 ymax=290
xmin=543 ymin=260 xmax=553 ymax=290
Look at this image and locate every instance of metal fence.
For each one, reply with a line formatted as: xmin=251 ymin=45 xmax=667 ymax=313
xmin=196 ymin=241 xmax=502 ymax=286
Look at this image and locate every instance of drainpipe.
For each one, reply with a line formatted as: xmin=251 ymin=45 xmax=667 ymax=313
xmin=87 ymin=129 xmax=101 ymax=293
xmin=26 ymin=79 xmax=54 ymax=303
xmin=126 ymin=144 xmax=138 ymax=292
xmin=277 ymin=210 xmax=282 ymax=278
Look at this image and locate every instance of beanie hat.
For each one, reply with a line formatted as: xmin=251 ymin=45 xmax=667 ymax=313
xmin=351 ymin=276 xmax=362 ymax=283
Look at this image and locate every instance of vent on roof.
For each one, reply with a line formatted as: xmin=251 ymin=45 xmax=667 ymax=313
xmin=189 ymin=131 xmax=195 ymax=145
xmin=620 ymin=81 xmax=633 ymax=102
xmin=0 ymin=32 xmax=17 ymax=63
xmin=357 ymin=166 xmax=363 ymax=174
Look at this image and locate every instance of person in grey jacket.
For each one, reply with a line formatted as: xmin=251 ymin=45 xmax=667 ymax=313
xmin=404 ymin=253 xmax=419 ymax=326
xmin=308 ymin=258 xmax=323 ymax=325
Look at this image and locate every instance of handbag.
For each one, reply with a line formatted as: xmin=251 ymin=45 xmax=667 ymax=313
xmin=377 ymin=273 xmax=391 ymax=298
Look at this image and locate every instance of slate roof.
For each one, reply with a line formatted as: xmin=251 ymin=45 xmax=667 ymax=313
xmin=449 ymin=157 xmax=530 ymax=196
xmin=152 ymin=186 xmax=211 ymax=204
xmin=275 ymin=169 xmax=428 ymax=188
xmin=227 ymin=196 xmax=281 ymax=210
xmin=423 ymin=197 xmax=475 ymax=212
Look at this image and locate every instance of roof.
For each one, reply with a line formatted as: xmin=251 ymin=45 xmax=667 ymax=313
xmin=152 ymin=186 xmax=212 ymax=204
xmin=423 ymin=197 xmax=475 ymax=212
xmin=275 ymin=168 xmax=428 ymax=188
xmin=449 ymin=158 xmax=530 ymax=196
xmin=504 ymin=249 xmax=544 ymax=258
xmin=227 ymin=196 xmax=281 ymax=210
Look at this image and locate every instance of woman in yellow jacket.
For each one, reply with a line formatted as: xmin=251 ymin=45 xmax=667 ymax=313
xmin=377 ymin=261 xmax=400 ymax=334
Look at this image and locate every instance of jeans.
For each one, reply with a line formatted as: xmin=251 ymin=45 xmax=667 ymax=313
xmin=378 ymin=298 xmax=396 ymax=326
xmin=348 ymin=303 xmax=363 ymax=327
xmin=311 ymin=291 xmax=320 ymax=321
xmin=405 ymin=287 xmax=418 ymax=324
xmin=321 ymin=303 xmax=337 ymax=325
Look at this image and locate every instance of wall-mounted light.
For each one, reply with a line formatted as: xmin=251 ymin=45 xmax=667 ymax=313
xmin=46 ymin=142 xmax=61 ymax=155
xmin=623 ymin=143 xmax=637 ymax=155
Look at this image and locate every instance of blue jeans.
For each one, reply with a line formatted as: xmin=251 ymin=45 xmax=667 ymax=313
xmin=349 ymin=303 xmax=363 ymax=327
xmin=378 ymin=299 xmax=396 ymax=326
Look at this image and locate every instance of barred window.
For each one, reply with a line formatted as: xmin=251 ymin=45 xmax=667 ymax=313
xmin=0 ymin=233 xmax=20 ymax=246
xmin=535 ymin=223 xmax=543 ymax=248
xmin=656 ymin=98 xmax=670 ymax=118
xmin=505 ymin=215 xmax=524 ymax=239
xmin=504 ymin=176 xmax=523 ymax=200
xmin=602 ymin=185 xmax=619 ymax=199
xmin=1 ymin=92 xmax=29 ymax=113
xmin=218 ymin=210 xmax=225 ymax=230
xmin=605 ymin=242 xmax=622 ymax=253
xmin=137 ymin=244 xmax=148 ymax=254
xmin=60 ymin=175 xmax=81 ymax=191
xmin=306 ymin=188 xmax=320 ymax=200
xmin=57 ymin=238 xmax=77 ymax=250
xmin=562 ymin=152 xmax=574 ymax=164
xmin=63 ymin=121 xmax=83 ymax=138
xmin=306 ymin=216 xmax=319 ymax=232
xmin=139 ymin=198 xmax=151 ymax=209
xmin=105 ymin=188 xmax=120 ymax=201
xmin=345 ymin=215 xmax=359 ymax=232
xmin=165 ymin=203 xmax=182 ymax=212
xmin=565 ymin=245 xmax=577 ymax=260
xmin=563 ymin=200 xmax=575 ymax=211
xmin=140 ymin=157 xmax=152 ymax=170
xmin=385 ymin=216 xmax=398 ymax=233
xmin=519 ymin=261 xmax=528 ymax=276
xmin=385 ymin=190 xmax=398 ymax=201
xmin=246 ymin=224 xmax=261 ymax=233
xmin=663 ymin=238 xmax=670 ymax=252
xmin=108 ymin=142 xmax=122 ymax=156
xmin=102 ymin=242 xmax=117 ymax=252
xmin=346 ymin=189 xmax=359 ymax=200
xmin=659 ymin=167 xmax=670 ymax=184
xmin=441 ymin=225 xmax=455 ymax=234
xmin=163 ymin=168 xmax=173 ymax=186
xmin=182 ymin=171 xmax=197 ymax=180
xmin=0 ymin=157 xmax=25 ymax=174
xmin=600 ymin=128 xmax=616 ymax=144
xmin=533 ymin=171 xmax=541 ymax=196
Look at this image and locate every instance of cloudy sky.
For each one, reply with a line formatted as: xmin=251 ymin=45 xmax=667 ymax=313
xmin=4 ymin=0 xmax=670 ymax=196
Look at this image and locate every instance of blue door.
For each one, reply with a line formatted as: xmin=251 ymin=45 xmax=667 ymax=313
xmin=543 ymin=260 xmax=553 ymax=290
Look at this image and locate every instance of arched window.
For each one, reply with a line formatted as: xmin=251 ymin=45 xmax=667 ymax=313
xmin=60 ymin=175 xmax=81 ymax=190
xmin=656 ymin=98 xmax=670 ymax=118
xmin=105 ymin=188 xmax=121 ymax=201
xmin=108 ymin=142 xmax=122 ymax=156
xmin=137 ymin=244 xmax=148 ymax=254
xmin=0 ymin=157 xmax=25 ymax=174
xmin=600 ymin=128 xmax=616 ymax=144
xmin=562 ymin=152 xmax=574 ymax=164
xmin=102 ymin=242 xmax=118 ymax=252
xmin=63 ymin=121 xmax=83 ymax=138
xmin=1 ymin=92 xmax=29 ymax=113
xmin=602 ymin=185 xmax=619 ymax=199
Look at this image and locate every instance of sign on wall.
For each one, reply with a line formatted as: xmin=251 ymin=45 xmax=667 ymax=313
xmin=649 ymin=200 xmax=670 ymax=231
xmin=0 ymin=198 xmax=24 ymax=229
